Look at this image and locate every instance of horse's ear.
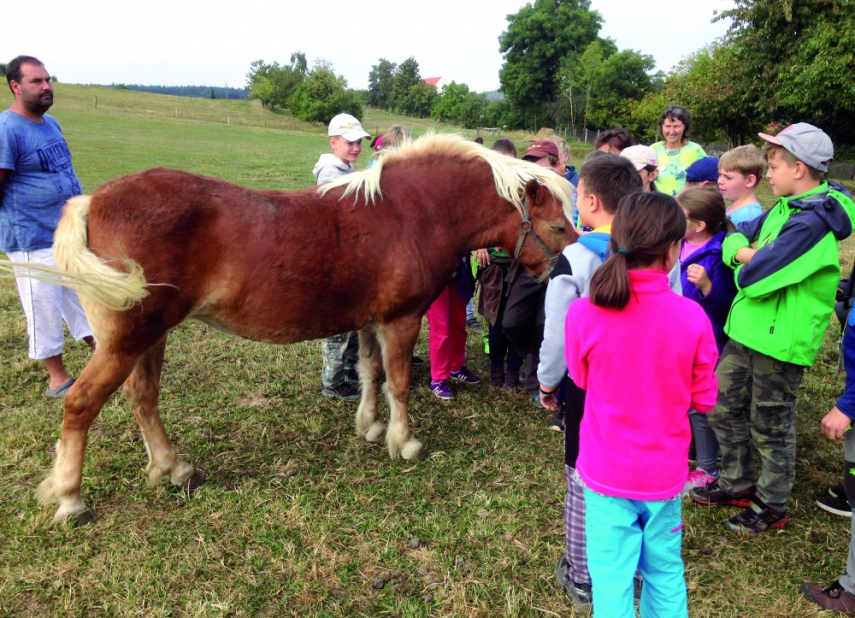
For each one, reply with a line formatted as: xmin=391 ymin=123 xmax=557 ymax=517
xmin=524 ymin=179 xmax=546 ymax=206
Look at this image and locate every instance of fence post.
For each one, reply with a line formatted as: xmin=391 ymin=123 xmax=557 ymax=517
xmin=94 ymin=96 xmax=98 ymax=110
xmin=175 ymin=108 xmax=177 ymax=119
xmin=227 ymin=112 xmax=230 ymax=125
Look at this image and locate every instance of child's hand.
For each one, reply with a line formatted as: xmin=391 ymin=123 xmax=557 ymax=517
xmin=539 ymin=384 xmax=559 ymax=410
xmin=736 ymin=247 xmax=757 ymax=264
xmin=686 ymin=265 xmax=713 ymax=296
xmin=821 ymin=406 xmax=852 ymax=441
xmin=473 ymin=248 xmax=491 ymax=267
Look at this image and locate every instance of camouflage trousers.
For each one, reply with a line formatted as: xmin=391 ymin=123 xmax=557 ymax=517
xmin=707 ymin=340 xmax=805 ymax=512
xmin=321 ymin=331 xmax=360 ymax=389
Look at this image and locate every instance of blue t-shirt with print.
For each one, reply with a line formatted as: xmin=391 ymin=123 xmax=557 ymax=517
xmin=0 ymin=111 xmax=82 ymax=252
xmin=727 ymin=202 xmax=763 ymax=226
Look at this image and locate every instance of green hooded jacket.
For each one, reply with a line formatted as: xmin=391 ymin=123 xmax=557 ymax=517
xmin=722 ymin=181 xmax=855 ymax=366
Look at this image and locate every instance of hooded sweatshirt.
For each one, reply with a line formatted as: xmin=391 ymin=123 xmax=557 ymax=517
xmin=722 ymin=181 xmax=855 ymax=366
xmin=313 ymin=153 xmax=353 ymax=185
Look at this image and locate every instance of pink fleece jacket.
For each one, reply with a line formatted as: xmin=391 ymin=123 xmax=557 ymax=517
xmin=565 ymin=269 xmax=719 ymax=501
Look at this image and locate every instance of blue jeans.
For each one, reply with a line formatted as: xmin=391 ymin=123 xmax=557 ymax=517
xmin=689 ymin=409 xmax=719 ymax=476
xmin=585 ymin=490 xmax=687 ymax=618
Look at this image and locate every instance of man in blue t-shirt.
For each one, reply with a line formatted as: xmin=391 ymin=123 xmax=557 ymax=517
xmin=0 ymin=55 xmax=94 ymax=398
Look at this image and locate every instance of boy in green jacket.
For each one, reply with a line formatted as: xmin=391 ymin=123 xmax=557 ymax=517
xmin=691 ymin=123 xmax=855 ymax=533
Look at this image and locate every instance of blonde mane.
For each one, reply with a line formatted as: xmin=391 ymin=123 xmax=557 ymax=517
xmin=318 ymin=133 xmax=575 ymax=218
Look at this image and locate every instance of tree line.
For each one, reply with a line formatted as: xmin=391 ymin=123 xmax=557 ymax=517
xmin=242 ymin=0 xmax=855 ymax=152
xmin=103 ymin=84 xmax=247 ymax=99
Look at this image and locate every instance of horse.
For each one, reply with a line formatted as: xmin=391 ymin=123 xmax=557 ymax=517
xmin=3 ymin=133 xmax=576 ymax=524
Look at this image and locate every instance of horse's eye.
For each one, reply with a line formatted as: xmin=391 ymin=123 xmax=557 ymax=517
xmin=550 ymin=225 xmax=566 ymax=234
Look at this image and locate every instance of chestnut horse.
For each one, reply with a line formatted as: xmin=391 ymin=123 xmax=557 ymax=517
xmin=6 ymin=134 xmax=575 ymax=524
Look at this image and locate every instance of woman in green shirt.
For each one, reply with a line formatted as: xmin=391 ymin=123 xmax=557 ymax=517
xmin=651 ymin=104 xmax=706 ymax=195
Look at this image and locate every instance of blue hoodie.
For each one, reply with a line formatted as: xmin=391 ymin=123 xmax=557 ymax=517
xmin=680 ymin=230 xmax=737 ymax=353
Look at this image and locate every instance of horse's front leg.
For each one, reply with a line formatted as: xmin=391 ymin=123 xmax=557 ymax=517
xmin=355 ymin=325 xmax=385 ymax=443
xmin=378 ymin=316 xmax=427 ymax=461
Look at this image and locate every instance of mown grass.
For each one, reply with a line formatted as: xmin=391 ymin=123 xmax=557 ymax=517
xmin=0 ymin=85 xmax=853 ymax=617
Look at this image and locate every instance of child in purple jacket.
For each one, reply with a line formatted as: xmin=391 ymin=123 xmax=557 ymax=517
xmin=677 ymin=187 xmax=738 ymax=488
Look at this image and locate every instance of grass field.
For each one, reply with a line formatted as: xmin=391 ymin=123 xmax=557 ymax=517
xmin=0 ymin=83 xmax=853 ymax=617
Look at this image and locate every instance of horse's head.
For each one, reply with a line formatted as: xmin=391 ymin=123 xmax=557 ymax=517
xmin=514 ymin=179 xmax=577 ymax=283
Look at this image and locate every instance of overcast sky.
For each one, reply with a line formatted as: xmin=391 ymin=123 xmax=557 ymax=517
xmin=1 ymin=0 xmax=734 ymax=93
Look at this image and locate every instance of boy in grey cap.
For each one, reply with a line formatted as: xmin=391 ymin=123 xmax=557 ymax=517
xmin=312 ymin=113 xmax=370 ymax=401
xmin=691 ymin=123 xmax=855 ymax=534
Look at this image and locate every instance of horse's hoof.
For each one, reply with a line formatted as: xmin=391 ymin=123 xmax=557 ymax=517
xmin=364 ymin=422 xmax=386 ymax=443
xmin=184 ymin=472 xmax=206 ymax=492
xmin=401 ymin=441 xmax=428 ymax=462
xmin=72 ymin=509 xmax=98 ymax=527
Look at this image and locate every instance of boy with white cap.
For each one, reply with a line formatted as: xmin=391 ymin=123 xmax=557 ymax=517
xmin=312 ymin=113 xmax=371 ymax=401
xmin=312 ymin=113 xmax=370 ymax=185
xmin=691 ymin=123 xmax=855 ymax=534
xmin=620 ymin=145 xmax=664 ymax=192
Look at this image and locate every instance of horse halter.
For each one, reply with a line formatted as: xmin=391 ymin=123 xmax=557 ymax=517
xmin=513 ymin=194 xmax=560 ymax=284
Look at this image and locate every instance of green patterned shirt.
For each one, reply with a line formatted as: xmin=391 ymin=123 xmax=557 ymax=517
xmin=651 ymin=141 xmax=707 ymax=196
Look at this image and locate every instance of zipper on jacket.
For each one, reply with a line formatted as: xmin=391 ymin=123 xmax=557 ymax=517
xmin=769 ymin=294 xmax=783 ymax=334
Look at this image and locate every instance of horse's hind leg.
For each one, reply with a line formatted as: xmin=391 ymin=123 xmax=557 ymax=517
xmin=355 ymin=325 xmax=385 ymax=443
xmin=37 ymin=349 xmax=139 ymax=524
xmin=378 ymin=316 xmax=426 ymax=461
xmin=122 ymin=335 xmax=200 ymax=490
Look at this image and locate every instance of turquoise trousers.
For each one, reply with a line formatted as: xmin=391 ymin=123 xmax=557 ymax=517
xmin=585 ymin=489 xmax=687 ymax=618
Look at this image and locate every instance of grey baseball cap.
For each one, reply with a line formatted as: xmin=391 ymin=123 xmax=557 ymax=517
xmin=758 ymin=122 xmax=833 ymax=172
xmin=328 ymin=113 xmax=371 ymax=141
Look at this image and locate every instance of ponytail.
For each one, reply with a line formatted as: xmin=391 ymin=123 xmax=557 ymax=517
xmin=588 ymin=249 xmax=632 ymax=309
xmin=589 ymin=192 xmax=686 ymax=310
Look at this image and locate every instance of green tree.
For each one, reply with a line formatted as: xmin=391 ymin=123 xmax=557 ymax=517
xmin=209 ymin=88 xmax=216 ymax=99
xmin=716 ymin=0 xmax=855 ymax=146
xmin=404 ymin=80 xmax=437 ymax=118
xmin=587 ymin=49 xmax=657 ymax=128
xmin=246 ymin=54 xmax=307 ymax=112
xmin=289 ymin=59 xmax=363 ymax=124
xmin=430 ymin=81 xmax=471 ymax=122
xmin=390 ymin=57 xmax=421 ymax=110
xmin=0 ymin=63 xmax=5 ymax=76
xmin=664 ymin=43 xmax=763 ymax=146
xmin=498 ymin=0 xmax=602 ymax=128
xmin=367 ymin=58 xmax=397 ymax=108
xmin=246 ymin=59 xmax=274 ymax=108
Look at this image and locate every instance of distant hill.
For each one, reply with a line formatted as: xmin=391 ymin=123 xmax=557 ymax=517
xmin=92 ymin=84 xmax=248 ymax=100
xmin=482 ymin=91 xmax=504 ymax=102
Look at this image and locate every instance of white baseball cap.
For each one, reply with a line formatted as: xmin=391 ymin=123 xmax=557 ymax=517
xmin=758 ymin=123 xmax=834 ymax=172
xmin=328 ymin=113 xmax=371 ymax=141
xmin=620 ymin=145 xmax=666 ymax=172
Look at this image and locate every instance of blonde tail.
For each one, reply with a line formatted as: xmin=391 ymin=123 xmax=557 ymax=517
xmin=0 ymin=195 xmax=149 ymax=311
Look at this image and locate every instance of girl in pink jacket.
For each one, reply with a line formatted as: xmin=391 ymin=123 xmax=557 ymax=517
xmin=565 ymin=192 xmax=719 ymax=617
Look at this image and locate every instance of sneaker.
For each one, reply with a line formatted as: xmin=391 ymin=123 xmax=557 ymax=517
xmin=503 ymin=371 xmax=520 ymax=390
xmin=830 ymin=485 xmax=846 ymax=499
xmin=549 ymin=409 xmax=565 ymax=433
xmin=724 ymin=500 xmax=787 ymax=534
xmin=467 ymin=317 xmax=483 ymax=331
xmin=690 ymin=478 xmax=754 ymax=507
xmin=490 ymin=363 xmax=505 ymax=388
xmin=450 ymin=366 xmax=481 ymax=384
xmin=685 ymin=469 xmax=717 ymax=491
xmin=430 ymin=380 xmax=455 ymax=400
xmin=321 ymin=382 xmax=361 ymax=401
xmin=817 ymin=493 xmax=853 ymax=518
xmin=801 ymin=581 xmax=855 ymax=614
xmin=411 ymin=355 xmax=425 ymax=366
xmin=555 ymin=554 xmax=592 ymax=614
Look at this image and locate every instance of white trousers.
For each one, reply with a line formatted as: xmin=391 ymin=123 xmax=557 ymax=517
xmin=7 ymin=248 xmax=92 ymax=360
